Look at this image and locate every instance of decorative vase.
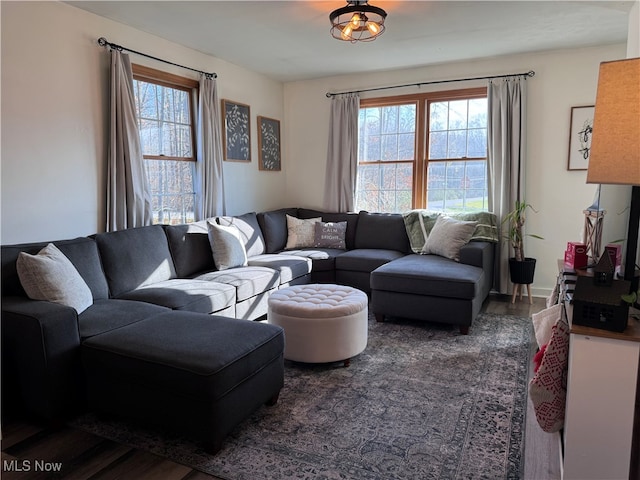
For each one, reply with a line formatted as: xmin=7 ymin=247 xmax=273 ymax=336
xmin=509 ymin=257 xmax=537 ymax=285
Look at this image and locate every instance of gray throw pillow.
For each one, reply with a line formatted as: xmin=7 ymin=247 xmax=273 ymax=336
xmin=285 ymin=215 xmax=321 ymax=249
xmin=421 ymin=215 xmax=478 ymax=261
xmin=313 ymin=221 xmax=347 ymax=249
xmin=207 ymin=221 xmax=248 ymax=270
xmin=16 ymin=243 xmax=93 ymax=313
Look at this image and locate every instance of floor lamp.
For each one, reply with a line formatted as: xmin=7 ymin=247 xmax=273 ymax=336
xmin=586 ymin=57 xmax=640 ymax=294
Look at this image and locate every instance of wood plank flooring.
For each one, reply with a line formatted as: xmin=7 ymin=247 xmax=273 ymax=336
xmin=1 ymin=294 xmax=558 ymax=480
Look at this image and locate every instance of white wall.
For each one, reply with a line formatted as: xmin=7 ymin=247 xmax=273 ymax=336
xmin=0 ymin=1 xmax=287 ymax=244
xmin=629 ymin=1 xmax=639 ymax=58
xmin=284 ymin=44 xmax=629 ymax=297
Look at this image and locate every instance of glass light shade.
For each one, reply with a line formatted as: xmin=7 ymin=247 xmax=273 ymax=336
xmin=586 ymin=57 xmax=640 ymax=186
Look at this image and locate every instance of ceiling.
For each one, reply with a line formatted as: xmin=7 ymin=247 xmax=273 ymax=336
xmin=67 ymin=1 xmax=634 ymax=82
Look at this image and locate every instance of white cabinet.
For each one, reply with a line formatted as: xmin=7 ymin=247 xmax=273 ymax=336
xmin=562 ymin=318 xmax=640 ymax=480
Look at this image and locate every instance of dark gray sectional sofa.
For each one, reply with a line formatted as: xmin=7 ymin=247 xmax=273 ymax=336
xmin=1 ymin=207 xmax=496 ymax=452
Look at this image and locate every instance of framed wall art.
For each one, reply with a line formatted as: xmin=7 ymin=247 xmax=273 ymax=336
xmin=567 ymin=105 xmax=594 ymax=171
xmin=222 ymin=99 xmax=251 ymax=162
xmin=257 ymin=116 xmax=281 ymax=171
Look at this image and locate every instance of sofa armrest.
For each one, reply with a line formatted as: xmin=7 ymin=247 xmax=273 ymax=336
xmin=1 ymin=297 xmax=83 ymax=420
xmin=460 ymin=241 xmax=494 ymax=270
xmin=459 ymin=241 xmax=495 ymax=293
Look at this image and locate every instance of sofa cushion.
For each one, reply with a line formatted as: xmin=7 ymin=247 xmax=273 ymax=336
xmin=116 ymin=279 xmax=236 ymax=314
xmin=281 ymin=248 xmax=345 ymax=272
xmin=2 ymin=237 xmax=109 ymax=300
xmin=370 ymin=254 xmax=484 ymax=300
xmin=81 ymin=311 xmax=284 ymax=401
xmin=17 ymin=243 xmax=93 ymax=314
xmin=216 ymin=212 xmax=266 ymax=258
xmin=164 ymin=221 xmax=214 ymax=278
xmin=257 ymin=208 xmax=298 ymax=253
xmin=335 ymin=248 xmax=405 ymax=273
xmin=298 ymin=209 xmax=359 ymax=250
xmin=354 ymin=211 xmax=410 ymax=252
xmin=285 ymin=215 xmax=321 ymax=249
xmin=207 ymin=222 xmax=248 ymax=271
xmin=79 ymin=299 xmax=170 ymax=339
xmin=95 ymin=225 xmax=177 ymax=298
xmin=248 ymin=254 xmax=312 ymax=284
xmin=422 ymin=215 xmax=478 ymax=261
xmin=193 ymin=266 xmax=279 ymax=302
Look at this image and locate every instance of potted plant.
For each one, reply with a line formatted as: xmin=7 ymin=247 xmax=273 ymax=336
xmin=503 ymin=200 xmax=543 ymax=285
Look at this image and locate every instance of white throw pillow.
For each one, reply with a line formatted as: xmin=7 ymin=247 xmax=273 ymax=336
xmin=207 ymin=221 xmax=248 ymax=270
xmin=17 ymin=243 xmax=93 ymax=314
xmin=285 ymin=215 xmax=322 ymax=249
xmin=421 ymin=215 xmax=478 ymax=261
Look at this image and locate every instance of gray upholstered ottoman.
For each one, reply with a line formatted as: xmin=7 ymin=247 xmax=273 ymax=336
xmin=81 ymin=310 xmax=284 ymax=453
xmin=268 ymin=284 xmax=368 ymax=366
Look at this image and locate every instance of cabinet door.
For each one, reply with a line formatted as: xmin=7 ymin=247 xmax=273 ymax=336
xmin=563 ymin=334 xmax=640 ymax=480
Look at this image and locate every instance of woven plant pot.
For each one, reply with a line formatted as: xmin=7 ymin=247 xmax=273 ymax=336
xmin=509 ymin=257 xmax=537 ymax=285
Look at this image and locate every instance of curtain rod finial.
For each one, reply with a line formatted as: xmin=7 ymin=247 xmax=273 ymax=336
xmin=97 ymin=37 xmax=108 ymax=47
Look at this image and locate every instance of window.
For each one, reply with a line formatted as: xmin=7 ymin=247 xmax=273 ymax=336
xmin=356 ymin=88 xmax=488 ymax=213
xmin=132 ymin=65 xmax=198 ymax=225
xmin=357 ymin=101 xmax=416 ymax=212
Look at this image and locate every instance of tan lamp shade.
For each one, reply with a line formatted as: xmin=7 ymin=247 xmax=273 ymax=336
xmin=586 ymin=57 xmax=640 ymax=186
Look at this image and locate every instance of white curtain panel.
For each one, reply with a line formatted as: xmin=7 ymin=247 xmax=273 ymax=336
xmin=487 ymin=77 xmax=527 ymax=294
xmin=106 ymin=51 xmax=152 ymax=231
xmin=323 ymin=93 xmax=360 ymax=212
xmin=196 ymin=75 xmax=226 ymax=219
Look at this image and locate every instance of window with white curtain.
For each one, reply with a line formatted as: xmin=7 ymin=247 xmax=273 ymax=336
xmin=356 ymin=87 xmax=488 ymax=213
xmin=132 ymin=64 xmax=198 ymax=225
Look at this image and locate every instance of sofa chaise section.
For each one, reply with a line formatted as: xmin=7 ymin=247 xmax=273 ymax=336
xmin=370 ymin=241 xmax=495 ymax=334
xmin=82 ymin=310 xmax=284 ymax=454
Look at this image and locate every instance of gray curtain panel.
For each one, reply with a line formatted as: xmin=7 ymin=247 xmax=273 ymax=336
xmin=487 ymin=77 xmax=527 ymax=294
xmin=323 ymin=93 xmax=360 ymax=212
xmin=106 ymin=51 xmax=152 ymax=231
xmin=196 ymin=75 xmax=226 ymax=220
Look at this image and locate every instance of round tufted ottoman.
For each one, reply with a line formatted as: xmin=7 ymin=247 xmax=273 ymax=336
xmin=268 ymin=284 xmax=368 ymax=366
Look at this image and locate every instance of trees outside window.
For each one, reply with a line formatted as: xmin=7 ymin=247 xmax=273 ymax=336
xmin=356 ymin=88 xmax=488 ymax=213
xmin=132 ymin=65 xmax=198 ymax=224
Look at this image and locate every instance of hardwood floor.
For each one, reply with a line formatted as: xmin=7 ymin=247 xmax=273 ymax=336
xmin=1 ymin=294 xmax=559 ymax=480
xmin=486 ymin=294 xmax=562 ymax=480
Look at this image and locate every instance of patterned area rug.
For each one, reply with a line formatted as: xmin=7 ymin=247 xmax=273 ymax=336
xmin=72 ymin=312 xmax=532 ymax=480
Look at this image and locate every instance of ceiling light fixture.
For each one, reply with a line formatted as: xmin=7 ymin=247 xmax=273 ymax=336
xmin=330 ymin=0 xmax=387 ymax=43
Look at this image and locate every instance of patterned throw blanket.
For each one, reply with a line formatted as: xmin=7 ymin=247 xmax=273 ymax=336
xmin=402 ymin=210 xmax=500 ymax=254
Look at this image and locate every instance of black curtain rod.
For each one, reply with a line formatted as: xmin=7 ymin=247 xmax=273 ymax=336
xmin=97 ymin=37 xmax=217 ymax=79
xmin=325 ymin=70 xmax=535 ymax=97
